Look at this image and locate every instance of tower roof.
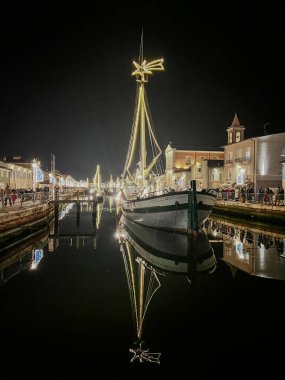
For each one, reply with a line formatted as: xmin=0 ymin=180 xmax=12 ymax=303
xmin=231 ymin=112 xmax=241 ymax=127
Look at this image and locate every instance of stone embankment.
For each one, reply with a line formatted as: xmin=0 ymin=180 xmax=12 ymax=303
xmin=0 ymin=203 xmax=52 ymax=233
xmin=213 ymin=200 xmax=285 ymax=228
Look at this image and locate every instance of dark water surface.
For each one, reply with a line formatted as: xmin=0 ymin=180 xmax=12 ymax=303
xmin=1 ymin=201 xmax=285 ymax=379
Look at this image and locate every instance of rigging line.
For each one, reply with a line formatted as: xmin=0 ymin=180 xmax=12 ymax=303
xmin=141 ymin=269 xmax=161 ymax=328
xmin=124 ymin=242 xmax=139 ymax=331
xmin=143 ymin=92 xmax=163 ymax=176
xmin=144 ymin=90 xmax=161 ymax=153
xmin=144 ymin=99 xmax=157 ymax=167
xmin=126 ymin=84 xmax=142 ymax=177
xmin=145 ymin=272 xmax=153 ymax=305
xmin=138 ymin=260 xmax=145 ymax=337
xmin=145 ymin=271 xmax=156 ymax=306
xmin=120 ymin=244 xmax=136 ymax=316
xmin=144 ymin=116 xmax=162 ymax=176
xmin=123 ymin=84 xmax=140 ymax=177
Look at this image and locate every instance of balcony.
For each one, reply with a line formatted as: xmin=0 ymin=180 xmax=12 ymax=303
xmin=225 ymin=160 xmax=233 ymax=165
xmin=235 ymin=157 xmax=251 ymax=163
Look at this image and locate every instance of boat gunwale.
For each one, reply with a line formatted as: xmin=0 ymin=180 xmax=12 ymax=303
xmin=123 ymin=189 xmax=216 ymax=205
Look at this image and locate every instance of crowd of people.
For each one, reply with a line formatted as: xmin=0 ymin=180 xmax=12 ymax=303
xmin=0 ymin=184 xmax=50 ymax=207
xmin=216 ymin=184 xmax=284 ymax=205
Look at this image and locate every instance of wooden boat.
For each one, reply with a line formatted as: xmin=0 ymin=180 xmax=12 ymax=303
xmin=120 ymin=35 xmax=216 ymax=231
xmin=121 ymin=188 xmax=216 ymax=232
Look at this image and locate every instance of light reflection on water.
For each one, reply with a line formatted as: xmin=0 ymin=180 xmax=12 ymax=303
xmin=0 ymin=199 xmax=285 ymax=376
xmin=203 ymin=218 xmax=285 ymax=281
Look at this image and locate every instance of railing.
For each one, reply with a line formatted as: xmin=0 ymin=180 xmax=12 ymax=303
xmin=0 ymin=190 xmax=76 ymax=212
xmin=225 ymin=160 xmax=233 ymax=164
xmin=126 ymin=188 xmax=169 ymax=200
xmin=216 ymin=191 xmax=284 ymax=205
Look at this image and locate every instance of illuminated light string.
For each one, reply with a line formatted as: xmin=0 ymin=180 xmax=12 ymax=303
xmin=123 ymin=57 xmax=164 ymax=186
xmin=129 ymin=342 xmax=161 ymax=364
xmin=132 ymin=59 xmax=164 ymax=83
xmin=118 ymin=231 xmax=162 ymax=364
xmin=34 ymin=167 xmax=43 ymax=182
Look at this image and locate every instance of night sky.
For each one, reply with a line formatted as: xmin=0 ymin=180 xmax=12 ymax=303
xmin=0 ymin=2 xmax=284 ymax=181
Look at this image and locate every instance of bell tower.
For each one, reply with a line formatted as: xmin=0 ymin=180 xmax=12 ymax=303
xmin=227 ymin=113 xmax=245 ymax=144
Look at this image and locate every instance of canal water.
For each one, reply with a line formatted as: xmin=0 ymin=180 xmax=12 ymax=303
xmin=0 ymin=198 xmax=285 ymax=379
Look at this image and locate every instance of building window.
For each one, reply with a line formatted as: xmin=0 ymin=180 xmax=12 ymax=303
xmin=236 ymin=131 xmax=241 ymax=142
xmin=229 ymin=132 xmax=233 ymax=143
xmin=245 ymin=147 xmax=251 ymax=160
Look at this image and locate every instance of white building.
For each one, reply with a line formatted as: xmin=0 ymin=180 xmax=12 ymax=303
xmin=224 ymin=114 xmax=285 ymax=190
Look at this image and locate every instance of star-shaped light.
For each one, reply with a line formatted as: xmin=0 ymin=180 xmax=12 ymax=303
xmin=129 ymin=342 xmax=161 ymax=364
xmin=132 ymin=59 xmax=164 ymax=83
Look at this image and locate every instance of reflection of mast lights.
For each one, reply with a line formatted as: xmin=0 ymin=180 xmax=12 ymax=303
xmin=118 ymin=230 xmax=162 ymax=363
xmin=129 ymin=342 xmax=161 ymax=364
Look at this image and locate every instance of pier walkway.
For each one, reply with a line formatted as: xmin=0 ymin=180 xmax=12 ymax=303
xmin=0 ymin=194 xmax=284 ymax=233
xmin=0 ymin=191 xmax=102 ymax=233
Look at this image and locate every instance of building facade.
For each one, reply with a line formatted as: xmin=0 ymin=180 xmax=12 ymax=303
xmin=0 ymin=162 xmax=12 ymax=189
xmin=165 ymin=144 xmax=224 ymax=190
xmin=224 ymin=113 xmax=285 ymax=190
xmin=0 ymin=159 xmax=33 ymax=189
xmin=281 ymin=147 xmax=285 ymax=189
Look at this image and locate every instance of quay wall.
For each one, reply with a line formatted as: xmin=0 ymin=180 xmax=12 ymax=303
xmin=0 ymin=203 xmax=52 ymax=233
xmin=212 ymin=200 xmax=285 ymax=229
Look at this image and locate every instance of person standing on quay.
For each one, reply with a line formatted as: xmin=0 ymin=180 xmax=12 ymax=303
xmin=4 ymin=184 xmax=12 ymax=206
xmin=11 ymin=189 xmax=17 ymax=205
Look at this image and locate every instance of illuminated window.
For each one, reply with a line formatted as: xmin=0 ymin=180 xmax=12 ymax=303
xmin=185 ymin=156 xmax=192 ymax=165
xmin=236 ymin=131 xmax=241 ymax=142
xmin=229 ymin=132 xmax=233 ymax=143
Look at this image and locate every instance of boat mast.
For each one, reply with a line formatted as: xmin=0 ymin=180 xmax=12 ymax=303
xmin=139 ymin=31 xmax=146 ymax=187
xmin=123 ymin=32 xmax=164 ymax=187
xmin=93 ymin=164 xmax=101 ymax=192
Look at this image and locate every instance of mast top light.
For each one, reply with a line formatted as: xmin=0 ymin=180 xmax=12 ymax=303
xmin=132 ymin=59 xmax=164 ymax=83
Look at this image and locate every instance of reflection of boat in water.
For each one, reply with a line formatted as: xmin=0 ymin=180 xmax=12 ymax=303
xmin=119 ymin=214 xmax=217 ymax=276
xmin=116 ymin=214 xmax=216 ymax=364
xmin=121 ymin=36 xmax=216 ymax=230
